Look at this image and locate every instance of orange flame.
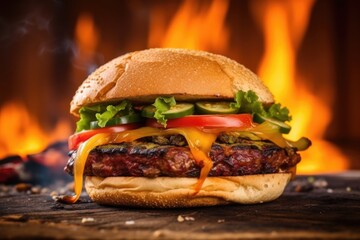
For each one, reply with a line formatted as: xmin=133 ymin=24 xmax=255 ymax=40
xmin=150 ymin=0 xmax=349 ymax=173
xmin=148 ymin=0 xmax=229 ymax=52
xmin=75 ymin=13 xmax=99 ymax=58
xmin=0 ymin=102 xmax=72 ymax=159
xmin=0 ymin=14 xmax=99 ymax=161
xmin=71 ymin=12 xmax=100 ymax=85
xmin=251 ymin=0 xmax=348 ymax=173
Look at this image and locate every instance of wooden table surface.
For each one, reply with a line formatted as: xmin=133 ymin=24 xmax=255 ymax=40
xmin=1 ymin=173 xmax=359 ymax=239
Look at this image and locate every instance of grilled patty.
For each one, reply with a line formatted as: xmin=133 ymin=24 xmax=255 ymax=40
xmin=65 ymin=135 xmax=300 ymax=177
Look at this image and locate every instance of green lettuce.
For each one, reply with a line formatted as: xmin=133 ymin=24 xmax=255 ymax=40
xmin=268 ymin=103 xmax=292 ymax=122
xmin=152 ymin=97 xmax=176 ymax=127
xmin=230 ymin=90 xmax=291 ymax=122
xmin=76 ymin=105 xmax=105 ymax=132
xmin=95 ymin=101 xmax=133 ymax=127
xmin=75 ymin=100 xmax=133 ymax=132
xmin=230 ymin=90 xmax=267 ymax=116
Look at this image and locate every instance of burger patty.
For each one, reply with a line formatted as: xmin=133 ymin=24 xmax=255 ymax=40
xmin=65 ymin=137 xmax=300 ymax=177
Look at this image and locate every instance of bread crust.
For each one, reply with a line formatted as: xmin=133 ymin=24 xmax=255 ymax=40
xmin=85 ymin=173 xmax=291 ymax=208
xmin=74 ymin=49 xmax=286 ymax=208
xmin=71 ymin=48 xmax=274 ymax=116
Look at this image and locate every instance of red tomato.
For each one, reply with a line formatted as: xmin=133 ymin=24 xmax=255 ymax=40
xmin=146 ymin=114 xmax=253 ymax=129
xmin=68 ymin=123 xmax=140 ymax=150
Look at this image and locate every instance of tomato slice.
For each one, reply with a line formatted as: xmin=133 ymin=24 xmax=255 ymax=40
xmin=146 ymin=114 xmax=253 ymax=129
xmin=69 ymin=115 xmax=254 ymax=150
xmin=68 ymin=123 xmax=141 ymax=150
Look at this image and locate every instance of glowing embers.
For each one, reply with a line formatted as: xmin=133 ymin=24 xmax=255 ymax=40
xmin=0 ymin=101 xmax=71 ymax=159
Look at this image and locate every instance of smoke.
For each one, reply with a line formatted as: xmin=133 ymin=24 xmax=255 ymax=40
xmin=0 ymin=6 xmax=77 ymax=58
xmin=17 ymin=13 xmax=50 ymax=35
xmin=0 ymin=9 xmax=50 ymax=43
xmin=0 ymin=3 xmax=104 ymax=75
xmin=71 ymin=51 xmax=104 ymax=75
xmin=38 ymin=38 xmax=77 ymax=56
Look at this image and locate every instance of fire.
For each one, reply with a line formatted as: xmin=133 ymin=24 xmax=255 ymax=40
xmin=0 ymin=102 xmax=72 ymax=159
xmin=149 ymin=0 xmax=349 ymax=173
xmin=1 ymin=1 xmax=347 ymax=174
xmin=75 ymin=13 xmax=99 ymax=60
xmin=0 ymin=14 xmax=98 ymax=161
xmin=71 ymin=12 xmax=100 ymax=82
xmin=148 ymin=0 xmax=229 ymax=52
xmin=251 ymin=0 xmax=348 ymax=173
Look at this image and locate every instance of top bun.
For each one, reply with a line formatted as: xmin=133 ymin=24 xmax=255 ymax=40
xmin=70 ymin=48 xmax=274 ymax=116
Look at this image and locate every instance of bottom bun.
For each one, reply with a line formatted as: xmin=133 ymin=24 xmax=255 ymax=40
xmin=85 ymin=174 xmax=291 ymax=208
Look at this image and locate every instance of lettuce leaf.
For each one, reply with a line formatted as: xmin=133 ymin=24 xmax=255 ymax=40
xmin=75 ymin=100 xmax=133 ymax=132
xmin=75 ymin=104 xmax=107 ymax=132
xmin=95 ymin=101 xmax=133 ymax=127
xmin=230 ymin=90 xmax=267 ymax=116
xmin=76 ymin=108 xmax=97 ymax=132
xmin=268 ymin=103 xmax=292 ymax=122
xmin=152 ymin=97 xmax=176 ymax=127
xmin=230 ymin=90 xmax=291 ymax=123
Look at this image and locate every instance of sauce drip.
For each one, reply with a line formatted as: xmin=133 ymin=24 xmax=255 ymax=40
xmin=61 ymin=133 xmax=112 ymax=203
xmin=62 ymin=122 xmax=293 ymax=204
xmin=62 ymin=127 xmax=217 ymax=203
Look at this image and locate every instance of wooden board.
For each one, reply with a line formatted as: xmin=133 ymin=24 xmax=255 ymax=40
xmin=1 ymin=173 xmax=360 ymax=239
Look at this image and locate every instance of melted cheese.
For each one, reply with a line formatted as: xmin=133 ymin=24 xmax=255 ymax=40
xmin=61 ymin=133 xmax=113 ymax=203
xmin=62 ymin=127 xmax=217 ymax=203
xmin=250 ymin=121 xmax=289 ymax=148
xmin=63 ymin=123 xmax=293 ymax=204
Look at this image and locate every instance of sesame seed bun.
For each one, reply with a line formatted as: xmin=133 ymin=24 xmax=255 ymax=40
xmin=70 ymin=48 xmax=274 ymax=116
xmin=69 ymin=48 xmax=294 ymax=208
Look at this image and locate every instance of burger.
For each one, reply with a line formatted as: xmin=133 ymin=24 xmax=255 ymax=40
xmin=63 ymin=48 xmax=311 ymax=207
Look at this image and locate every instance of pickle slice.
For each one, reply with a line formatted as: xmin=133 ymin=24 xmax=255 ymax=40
xmin=90 ymin=114 xmax=142 ymax=129
xmin=288 ymin=137 xmax=312 ymax=151
xmin=195 ymin=101 xmax=238 ymax=114
xmin=253 ymin=113 xmax=291 ymax=134
xmin=141 ymin=103 xmax=194 ymax=119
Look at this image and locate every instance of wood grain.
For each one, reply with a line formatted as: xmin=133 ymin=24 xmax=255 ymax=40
xmin=0 ymin=174 xmax=359 ymax=239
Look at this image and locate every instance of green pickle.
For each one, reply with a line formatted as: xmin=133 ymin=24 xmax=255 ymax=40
xmin=90 ymin=114 xmax=142 ymax=129
xmin=195 ymin=101 xmax=238 ymax=114
xmin=289 ymin=137 xmax=312 ymax=151
xmin=141 ymin=103 xmax=194 ymax=119
xmin=253 ymin=113 xmax=291 ymax=134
